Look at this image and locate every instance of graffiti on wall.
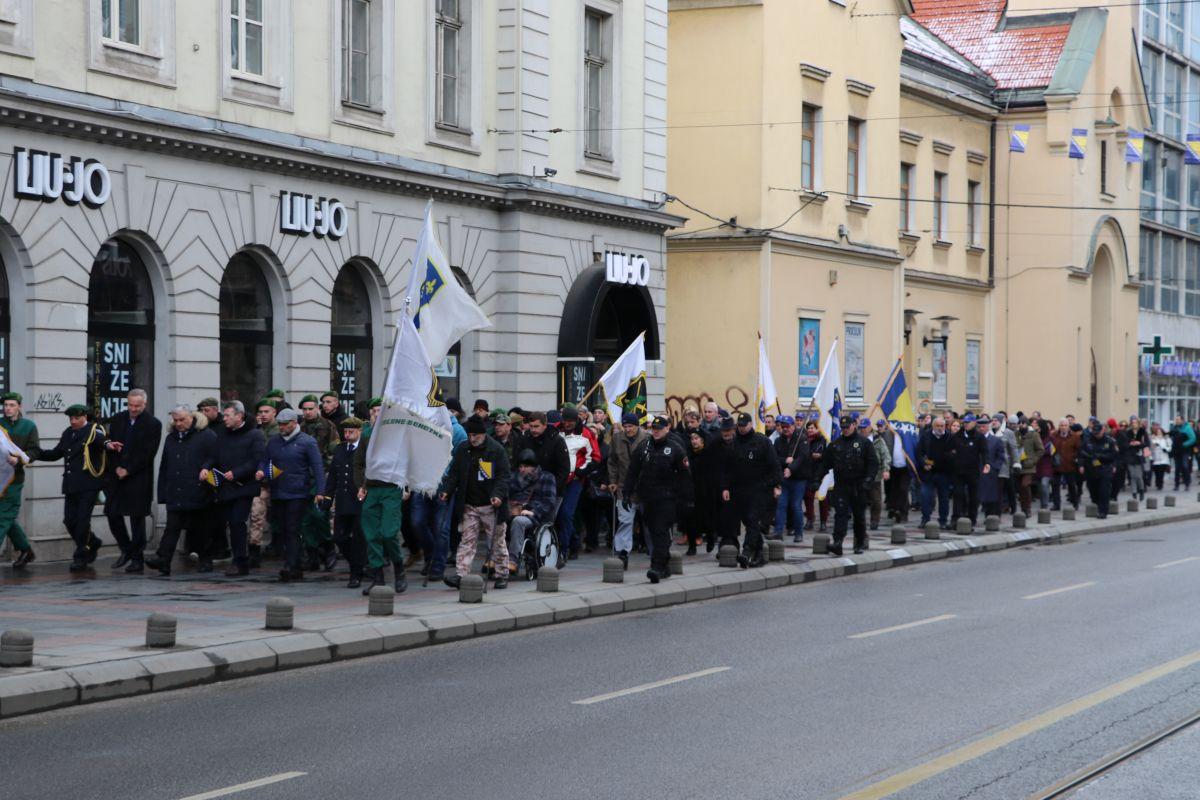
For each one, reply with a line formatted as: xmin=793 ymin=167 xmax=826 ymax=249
xmin=663 ymin=386 xmax=750 ymax=425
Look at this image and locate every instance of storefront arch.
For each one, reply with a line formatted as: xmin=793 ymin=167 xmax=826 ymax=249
xmin=330 ymin=260 xmax=377 ymax=414
xmin=87 ymin=237 xmax=158 ymax=418
xmin=556 ymin=261 xmax=660 ymax=405
xmin=0 ymin=218 xmax=28 ymax=395
xmin=219 ymin=250 xmax=284 ymax=404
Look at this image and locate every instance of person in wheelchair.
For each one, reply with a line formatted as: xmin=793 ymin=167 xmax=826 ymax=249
xmin=507 ymin=449 xmax=558 ymax=577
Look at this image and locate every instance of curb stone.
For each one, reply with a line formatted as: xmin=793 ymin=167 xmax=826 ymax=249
xmin=3 ymin=506 xmax=1200 ymax=720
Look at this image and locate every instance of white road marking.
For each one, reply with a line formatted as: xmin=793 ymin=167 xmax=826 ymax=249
xmin=848 ymin=614 xmax=957 ymax=640
xmin=176 ymin=772 xmax=307 ymax=800
xmin=1022 ymin=581 xmax=1096 ymax=600
xmin=1153 ymin=556 xmax=1200 ymax=570
xmin=572 ymin=667 xmax=731 ymax=705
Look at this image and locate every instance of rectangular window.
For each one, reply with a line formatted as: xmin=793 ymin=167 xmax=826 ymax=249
xmin=801 ymin=105 xmax=818 ymax=191
xmin=1164 ymin=147 xmax=1182 ymax=227
xmin=1142 ymin=46 xmax=1160 ymax=132
xmin=583 ymin=8 xmax=612 ymax=159
xmin=844 ymin=322 xmax=865 ymax=401
xmin=1162 ymin=234 xmax=1181 ymax=313
xmin=967 ymin=180 xmax=981 ymax=247
xmin=1191 ymin=70 xmax=1200 ymax=135
xmin=1142 ymin=139 xmax=1159 ymax=222
xmin=435 ymin=0 xmax=462 ymax=128
xmin=1192 ymin=4 xmax=1200 ymax=61
xmin=1164 ymin=58 xmax=1184 ymax=138
xmin=931 ymin=341 xmax=947 ymax=404
xmin=1188 ymin=241 xmax=1200 ymax=316
xmin=1189 ymin=167 xmax=1200 ymax=234
xmin=846 ymin=119 xmax=861 ymax=198
xmin=965 ymin=340 xmax=981 ymax=404
xmin=1144 ymin=0 xmax=1160 ymax=43
xmin=231 ymin=0 xmax=264 ymax=76
xmin=342 ymin=0 xmax=370 ymax=106
xmin=1168 ymin=1 xmax=1185 ymax=52
xmin=1100 ymin=140 xmax=1109 ymax=195
xmin=1140 ymin=228 xmax=1157 ymax=310
xmin=899 ymin=163 xmax=912 ymax=232
xmin=933 ymin=171 xmax=947 ymax=240
xmin=101 ymin=0 xmax=139 ymax=45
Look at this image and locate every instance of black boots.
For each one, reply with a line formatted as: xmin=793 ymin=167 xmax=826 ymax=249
xmin=11 ymin=548 xmax=34 ymax=569
xmin=248 ymin=544 xmax=262 ymax=568
xmin=143 ymin=554 xmax=171 ymax=576
xmin=361 ymin=567 xmax=385 ymax=595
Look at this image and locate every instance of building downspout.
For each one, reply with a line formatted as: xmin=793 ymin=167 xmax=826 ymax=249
xmin=988 ymin=119 xmax=996 ymax=287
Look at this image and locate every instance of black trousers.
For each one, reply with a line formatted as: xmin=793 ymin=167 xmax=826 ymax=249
xmin=63 ymin=490 xmax=99 ymax=561
xmin=952 ymin=475 xmax=980 ymax=526
xmin=886 ymin=469 xmax=911 ymax=520
xmin=1086 ymin=473 xmax=1112 ymax=518
xmin=203 ymin=503 xmax=228 ymax=557
xmin=156 ymin=509 xmax=207 ymax=561
xmin=333 ymin=513 xmax=367 ymax=578
xmin=221 ymin=496 xmax=254 ymax=566
xmin=270 ymin=498 xmax=307 ymax=572
xmin=1110 ymin=464 xmax=1127 ymax=500
xmin=1054 ymin=472 xmax=1081 ymax=509
xmin=641 ymin=500 xmax=675 ymax=573
xmin=832 ymin=484 xmax=868 ymax=550
xmin=108 ymin=514 xmax=147 ymax=558
xmin=1153 ymin=464 xmax=1169 ymax=490
xmin=731 ymin=488 xmax=771 ymax=556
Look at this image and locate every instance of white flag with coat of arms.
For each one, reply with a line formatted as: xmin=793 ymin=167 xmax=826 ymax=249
xmin=0 ymin=426 xmax=28 ymax=498
xmin=405 ymin=201 xmax=491 ymax=365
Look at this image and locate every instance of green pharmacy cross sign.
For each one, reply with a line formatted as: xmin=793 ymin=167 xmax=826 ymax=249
xmin=1142 ymin=336 xmax=1174 ymax=366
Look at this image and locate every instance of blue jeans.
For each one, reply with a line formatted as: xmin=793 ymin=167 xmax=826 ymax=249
xmin=920 ymin=473 xmax=951 ymax=526
xmin=774 ymin=480 xmax=807 ymax=535
xmin=411 ymin=493 xmax=452 ymax=576
xmin=555 ymin=481 xmax=584 ymax=556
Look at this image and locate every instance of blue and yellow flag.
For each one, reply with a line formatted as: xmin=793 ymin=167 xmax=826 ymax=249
xmin=1069 ymin=128 xmax=1087 ymax=159
xmin=204 ymin=470 xmax=222 ymax=488
xmin=1010 ymin=124 xmax=1030 ymax=153
xmin=1126 ymin=130 xmax=1144 ymax=164
xmin=1187 ymin=134 xmax=1200 ymax=165
xmin=266 ymin=461 xmax=283 ymax=480
xmin=876 ymin=358 xmax=919 ymax=477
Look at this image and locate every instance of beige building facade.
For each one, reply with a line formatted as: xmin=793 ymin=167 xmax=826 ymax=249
xmin=666 ymin=0 xmax=1147 ymax=423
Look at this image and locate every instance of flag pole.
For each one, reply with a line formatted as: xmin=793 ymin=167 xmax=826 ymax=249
xmin=860 ymin=356 xmax=902 ymax=425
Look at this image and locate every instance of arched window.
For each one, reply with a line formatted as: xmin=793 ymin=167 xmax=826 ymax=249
xmin=0 ymin=254 xmax=9 ymax=393
xmin=330 ymin=263 xmax=372 ymax=411
xmin=220 ymin=253 xmax=274 ymax=403
xmin=87 ymin=239 xmax=154 ymax=418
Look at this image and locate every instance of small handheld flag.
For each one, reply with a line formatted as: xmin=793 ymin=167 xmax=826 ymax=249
xmin=1126 ymin=130 xmax=1144 ymax=164
xmin=1069 ymin=128 xmax=1087 ymax=159
xmin=1010 ymin=124 xmax=1030 ymax=153
xmin=266 ymin=461 xmax=283 ymax=480
xmin=204 ymin=470 xmax=222 ymax=488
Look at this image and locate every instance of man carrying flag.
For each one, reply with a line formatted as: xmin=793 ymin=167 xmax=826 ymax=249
xmin=596 ymin=332 xmax=648 ymax=425
xmin=875 ymin=359 xmax=920 ymax=522
xmin=756 ymin=334 xmax=781 ymax=434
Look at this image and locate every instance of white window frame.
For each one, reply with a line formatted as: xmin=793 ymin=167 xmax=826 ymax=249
xmin=426 ymin=0 xmax=480 ymax=153
xmin=100 ymin=0 xmax=139 ymax=45
xmin=967 ymin=180 xmax=982 ymax=248
xmin=332 ymin=0 xmax=393 ymax=131
xmin=342 ymin=0 xmax=371 ymax=107
xmin=578 ymin=0 xmax=622 ymax=178
xmin=87 ymin=0 xmax=174 ymax=86
xmin=933 ymin=171 xmax=948 ymax=242
xmin=230 ymin=0 xmax=265 ymax=77
xmin=899 ymin=162 xmax=914 ymax=233
xmin=0 ymin=0 xmax=35 ymax=58
xmin=435 ymin=0 xmax=464 ymax=130
xmin=220 ymin=0 xmax=292 ymax=111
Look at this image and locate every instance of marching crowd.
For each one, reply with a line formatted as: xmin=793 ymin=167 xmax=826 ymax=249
xmin=0 ymin=388 xmax=1195 ymax=587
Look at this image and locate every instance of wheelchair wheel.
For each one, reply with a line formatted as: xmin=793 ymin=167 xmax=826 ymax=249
xmin=535 ymin=525 xmax=559 ymax=572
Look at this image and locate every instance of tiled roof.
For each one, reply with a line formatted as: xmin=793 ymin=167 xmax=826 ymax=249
xmin=900 ymin=16 xmax=989 ymax=81
xmin=911 ymin=0 xmax=1071 ymax=90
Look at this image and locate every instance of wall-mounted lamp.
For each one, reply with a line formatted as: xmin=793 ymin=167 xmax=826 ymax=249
xmin=903 ymin=308 xmax=922 ymax=345
xmin=923 ymin=315 xmax=959 ymax=348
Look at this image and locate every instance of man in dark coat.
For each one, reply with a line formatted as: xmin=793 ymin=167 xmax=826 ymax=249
xmin=320 ymin=390 xmax=348 ymax=428
xmin=951 ymin=415 xmax=986 ymax=530
xmin=103 ymin=388 xmax=163 ymax=572
xmin=916 ymin=416 xmax=955 ymax=529
xmin=326 ymin=417 xmax=367 ymax=588
xmin=439 ymin=415 xmax=512 ymax=589
xmin=35 ymin=405 xmax=109 ymax=571
xmin=980 ymin=427 xmax=1008 ymax=518
xmin=210 ymin=400 xmax=266 ymax=576
xmin=772 ymin=415 xmax=810 ymax=543
xmin=826 ymin=414 xmax=880 ymax=555
xmin=145 ymin=406 xmax=217 ymax=576
xmin=625 ymin=415 xmax=693 ymax=583
xmin=728 ymin=412 xmax=782 ymax=568
xmin=1077 ymin=419 xmax=1119 ymax=519
xmin=522 ymin=411 xmax=570 ymax=493
xmin=257 ymin=408 xmax=325 ymax=582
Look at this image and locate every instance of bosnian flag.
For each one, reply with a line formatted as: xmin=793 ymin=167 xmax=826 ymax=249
xmin=755 ymin=333 xmax=781 ymax=434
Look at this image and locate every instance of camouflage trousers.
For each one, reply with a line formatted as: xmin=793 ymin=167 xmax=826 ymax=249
xmin=456 ymin=505 xmax=507 ymax=578
xmin=248 ymin=485 xmax=270 ymax=546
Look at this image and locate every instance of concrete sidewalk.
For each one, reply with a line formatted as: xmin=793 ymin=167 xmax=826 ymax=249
xmin=1 ymin=492 xmax=1198 ymax=719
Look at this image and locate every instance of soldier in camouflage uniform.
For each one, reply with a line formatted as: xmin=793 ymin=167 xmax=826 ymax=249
xmin=247 ymin=397 xmax=281 ymax=565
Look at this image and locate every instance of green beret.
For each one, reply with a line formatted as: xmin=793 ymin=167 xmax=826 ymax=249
xmin=562 ymin=402 xmax=577 ymax=411
xmin=300 ymin=394 xmax=319 ymax=405
xmin=255 ymin=397 xmax=279 ymax=411
xmin=490 ymin=408 xmax=509 ymax=421
xmin=0 ymin=392 xmax=22 ymax=404
xmin=197 ymin=397 xmax=219 ymax=409
xmin=266 ymin=388 xmax=286 ymax=399
xmin=320 ymin=390 xmax=339 ymax=401
xmin=368 ymin=396 xmax=383 ymax=409
xmin=64 ymin=404 xmax=88 ymax=417
xmin=341 ymin=416 xmax=364 ymax=430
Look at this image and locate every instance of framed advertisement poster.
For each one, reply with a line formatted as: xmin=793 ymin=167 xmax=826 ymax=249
xmin=844 ymin=322 xmax=865 ymax=401
xmin=932 ymin=341 xmax=948 ymax=404
xmin=965 ymin=340 xmax=981 ymax=404
xmin=798 ymin=318 xmax=820 ymax=400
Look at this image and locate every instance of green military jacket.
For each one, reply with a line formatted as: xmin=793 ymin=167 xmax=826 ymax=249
xmin=1 ymin=415 xmax=40 ymax=484
xmin=301 ymin=415 xmax=337 ymax=465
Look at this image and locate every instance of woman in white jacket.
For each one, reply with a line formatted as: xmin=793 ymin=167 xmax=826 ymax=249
xmin=1150 ymin=422 xmax=1172 ymax=492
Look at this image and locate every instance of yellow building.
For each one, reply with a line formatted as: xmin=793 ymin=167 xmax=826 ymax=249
xmin=666 ymin=0 xmax=1148 ymax=421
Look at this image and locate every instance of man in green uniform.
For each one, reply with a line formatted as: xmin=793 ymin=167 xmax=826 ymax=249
xmin=362 ymin=397 xmax=383 ymax=437
xmin=353 ymin=419 xmax=406 ymax=595
xmin=0 ymin=392 xmax=38 ymax=568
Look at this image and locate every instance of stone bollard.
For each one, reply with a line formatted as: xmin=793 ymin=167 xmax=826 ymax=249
xmin=955 ymin=518 xmax=972 ymax=535
xmin=458 ymin=574 xmax=484 ymax=603
xmin=668 ymin=550 xmax=684 ymax=575
xmin=1146 ymin=497 xmax=1159 ymax=510
xmin=145 ymin=613 xmax=177 ymax=648
xmin=923 ymin=522 xmax=941 ymax=540
xmin=812 ymin=534 xmax=830 ymax=555
xmin=890 ymin=526 xmax=907 ymax=545
xmin=1037 ymin=509 xmax=1051 ymax=525
xmin=766 ymin=539 xmax=786 ymax=562
xmin=1085 ymin=504 xmax=1098 ymax=518
xmin=537 ymin=565 xmax=559 ymax=592
xmin=1127 ymin=499 xmax=1139 ymax=513
xmin=1108 ymin=501 xmax=1119 ymax=516
xmin=1165 ymin=495 xmax=1177 ymax=507
xmin=602 ymin=557 xmax=624 ymax=583
xmin=718 ymin=545 xmax=739 ymax=567
xmin=1062 ymin=507 xmax=1077 ymax=521
xmin=368 ymin=585 xmax=395 ymax=616
xmin=265 ymin=597 xmax=293 ymax=630
xmin=985 ymin=515 xmax=1001 ymax=532
xmin=1013 ymin=512 xmax=1027 ymax=529
xmin=0 ymin=629 xmax=33 ymax=668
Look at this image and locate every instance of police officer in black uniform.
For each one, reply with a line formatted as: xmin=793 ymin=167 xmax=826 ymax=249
xmin=827 ymin=414 xmax=879 ymax=555
xmin=728 ymin=412 xmax=782 ymax=569
xmin=1076 ymin=418 xmax=1118 ymax=519
xmin=952 ymin=414 xmax=985 ymax=530
xmin=624 ymin=415 xmax=693 ymax=584
xmin=35 ymin=404 xmax=109 ymax=571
